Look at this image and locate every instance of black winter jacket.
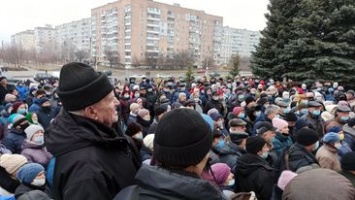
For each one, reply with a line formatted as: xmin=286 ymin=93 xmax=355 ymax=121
xmin=114 ymin=165 xmax=226 ymax=200
xmin=235 ymin=153 xmax=277 ymax=200
xmin=45 ymin=110 xmax=141 ymax=200
xmin=288 ymin=143 xmax=319 ymax=172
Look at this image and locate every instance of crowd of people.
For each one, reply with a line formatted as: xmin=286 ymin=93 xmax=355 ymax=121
xmin=0 ymin=62 xmax=354 ymax=200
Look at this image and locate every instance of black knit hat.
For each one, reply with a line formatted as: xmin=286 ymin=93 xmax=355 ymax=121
xmin=245 ymin=96 xmax=255 ymax=105
xmin=57 ymin=62 xmax=113 ymax=111
xmin=154 ymin=104 xmax=168 ymax=117
xmin=341 ymin=152 xmax=355 ymax=171
xmin=246 ymin=136 xmax=266 ymax=154
xmin=125 ymin=122 xmax=142 ymax=137
xmin=154 ymin=109 xmax=212 ymax=168
xmin=296 ymin=127 xmax=319 ymax=146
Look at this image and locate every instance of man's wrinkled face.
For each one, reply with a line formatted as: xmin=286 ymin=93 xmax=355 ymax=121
xmin=92 ymin=91 xmax=120 ymax=127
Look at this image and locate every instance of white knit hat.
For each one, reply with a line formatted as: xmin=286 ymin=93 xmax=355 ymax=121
xmin=24 ymin=124 xmax=44 ymax=140
xmin=0 ymin=154 xmax=27 ymax=175
xmin=143 ymin=134 xmax=154 ymax=151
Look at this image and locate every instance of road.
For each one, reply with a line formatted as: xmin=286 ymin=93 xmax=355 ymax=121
xmin=4 ymin=66 xmax=253 ymax=82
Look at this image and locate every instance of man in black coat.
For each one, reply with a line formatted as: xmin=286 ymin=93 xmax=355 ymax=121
xmin=45 ymin=62 xmax=141 ymax=200
xmin=234 ymin=136 xmax=277 ymax=200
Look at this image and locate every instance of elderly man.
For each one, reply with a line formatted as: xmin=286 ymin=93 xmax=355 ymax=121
xmin=45 ymin=62 xmax=141 ymax=200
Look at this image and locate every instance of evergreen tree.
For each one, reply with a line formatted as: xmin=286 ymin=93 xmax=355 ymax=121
xmin=185 ymin=65 xmax=194 ymax=84
xmin=251 ymin=0 xmax=302 ymax=80
xmin=252 ymin=0 xmax=355 ymax=85
xmin=283 ymin=0 xmax=355 ymax=85
xmin=229 ymin=54 xmax=240 ymax=77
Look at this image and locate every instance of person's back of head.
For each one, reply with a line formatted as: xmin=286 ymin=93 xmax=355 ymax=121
xmin=295 ymin=127 xmax=319 ymax=151
xmin=154 ymin=109 xmax=212 ymax=175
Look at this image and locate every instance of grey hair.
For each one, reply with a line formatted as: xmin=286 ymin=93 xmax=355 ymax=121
xmin=68 ymin=110 xmax=85 ymax=116
xmin=265 ymin=105 xmax=280 ymax=116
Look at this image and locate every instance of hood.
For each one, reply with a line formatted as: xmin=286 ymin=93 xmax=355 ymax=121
xmin=45 ymin=109 xmax=128 ymax=157
xmin=236 ymin=153 xmax=273 ymax=176
xmin=136 ymin=165 xmax=225 ymax=200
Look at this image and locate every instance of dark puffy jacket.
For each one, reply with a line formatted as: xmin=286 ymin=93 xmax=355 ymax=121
xmin=212 ymin=143 xmax=242 ymax=173
xmin=114 ymin=165 xmax=226 ymax=200
xmin=35 ymin=107 xmax=58 ymax=129
xmin=14 ymin=183 xmax=51 ymax=199
xmin=204 ymin=99 xmax=224 ymax=115
xmin=234 ymin=153 xmax=277 ymax=200
xmin=45 ymin=110 xmax=141 ymax=200
xmin=0 ymin=166 xmax=20 ymax=194
xmin=2 ymin=128 xmax=26 ymax=154
xmin=288 ymin=143 xmax=319 ymax=172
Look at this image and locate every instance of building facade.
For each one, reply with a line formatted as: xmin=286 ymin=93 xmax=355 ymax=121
xmin=11 ymin=30 xmax=35 ymax=50
xmin=34 ymin=25 xmax=56 ymax=53
xmin=91 ymin=0 xmax=223 ymax=67
xmin=220 ymin=26 xmax=261 ymax=65
xmin=56 ymin=18 xmax=91 ymax=52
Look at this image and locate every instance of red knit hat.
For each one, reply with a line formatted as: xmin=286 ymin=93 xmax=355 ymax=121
xmin=232 ymin=106 xmax=244 ymax=116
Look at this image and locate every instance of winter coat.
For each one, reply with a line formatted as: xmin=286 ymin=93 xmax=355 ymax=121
xmin=45 ymin=109 xmax=141 ymax=200
xmin=342 ymin=124 xmax=355 ymax=151
xmin=28 ymin=98 xmax=40 ymax=113
xmin=0 ymin=166 xmax=20 ymax=194
xmin=315 ymin=143 xmax=341 ymax=171
xmin=16 ymin=85 xmax=28 ymax=101
xmin=114 ymin=165 xmax=226 ymax=200
xmin=204 ymin=99 xmax=225 ymax=115
xmin=136 ymin=116 xmax=151 ymax=137
xmin=339 ymin=170 xmax=355 ymax=187
xmin=2 ymin=128 xmax=26 ymax=154
xmin=14 ymin=183 xmax=51 ymax=199
xmin=21 ymin=140 xmax=52 ymax=168
xmin=288 ymin=143 xmax=319 ymax=172
xmin=35 ymin=107 xmax=58 ymax=129
xmin=283 ymin=169 xmax=355 ymax=200
xmin=272 ymin=133 xmax=293 ymax=157
xmin=234 ymin=153 xmax=277 ymax=200
xmin=300 ymin=113 xmax=325 ymax=138
xmin=212 ymin=143 xmax=242 ymax=173
xmin=127 ymin=113 xmax=137 ymax=125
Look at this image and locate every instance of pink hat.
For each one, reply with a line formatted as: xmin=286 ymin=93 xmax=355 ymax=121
xmin=277 ymin=170 xmax=298 ymax=190
xmin=210 ymin=163 xmax=231 ymax=186
xmin=233 ymin=107 xmax=244 ymax=116
xmin=272 ymin=118 xmax=289 ymax=132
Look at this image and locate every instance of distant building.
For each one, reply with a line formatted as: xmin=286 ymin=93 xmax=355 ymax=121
xmin=34 ymin=25 xmax=56 ymax=53
xmin=220 ymin=26 xmax=261 ymax=64
xmin=11 ymin=30 xmax=35 ymax=50
xmin=91 ymin=0 xmax=223 ymax=67
xmin=56 ymin=18 xmax=91 ymax=52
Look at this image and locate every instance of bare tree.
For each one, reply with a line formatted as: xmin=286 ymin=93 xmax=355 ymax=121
xmin=202 ymin=56 xmax=214 ymax=69
xmin=75 ymin=50 xmax=90 ymax=62
xmin=172 ymin=51 xmax=194 ymax=69
xmin=104 ymin=47 xmax=119 ymax=68
xmin=144 ymin=52 xmax=158 ymax=69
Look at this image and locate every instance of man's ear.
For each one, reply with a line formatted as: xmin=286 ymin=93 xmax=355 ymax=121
xmin=84 ymin=106 xmax=97 ymax=119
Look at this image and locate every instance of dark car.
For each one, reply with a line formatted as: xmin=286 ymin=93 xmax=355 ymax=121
xmin=34 ymin=73 xmax=56 ymax=82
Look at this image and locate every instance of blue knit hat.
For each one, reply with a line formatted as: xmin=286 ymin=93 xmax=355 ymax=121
xmin=17 ymin=163 xmax=44 ymax=184
xmin=323 ymin=132 xmax=340 ymax=144
xmin=201 ymin=114 xmax=214 ymax=131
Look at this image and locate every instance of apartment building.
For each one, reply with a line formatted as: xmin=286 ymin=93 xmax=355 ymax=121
xmin=34 ymin=25 xmax=56 ymax=53
xmin=56 ymin=18 xmax=91 ymax=52
xmin=11 ymin=30 xmax=35 ymax=50
xmin=220 ymin=26 xmax=261 ymax=64
xmin=91 ymin=0 xmax=223 ymax=67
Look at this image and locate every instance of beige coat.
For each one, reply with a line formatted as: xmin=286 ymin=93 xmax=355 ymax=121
xmin=315 ymin=143 xmax=341 ymax=171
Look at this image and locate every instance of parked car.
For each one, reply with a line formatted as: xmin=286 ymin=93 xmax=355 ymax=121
xmin=34 ymin=73 xmax=56 ymax=82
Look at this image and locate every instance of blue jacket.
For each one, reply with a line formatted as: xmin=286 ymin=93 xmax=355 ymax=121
xmin=2 ymin=128 xmax=26 ymax=154
xmin=272 ymin=133 xmax=293 ymax=157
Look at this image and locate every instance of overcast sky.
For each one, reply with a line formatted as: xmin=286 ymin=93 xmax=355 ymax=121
xmin=0 ymin=0 xmax=269 ymax=43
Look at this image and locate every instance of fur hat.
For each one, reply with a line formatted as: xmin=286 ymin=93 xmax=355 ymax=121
xmin=16 ymin=163 xmax=44 ymax=184
xmin=4 ymin=94 xmax=16 ymax=103
xmin=0 ymin=154 xmax=27 ymax=175
xmin=154 ymin=109 xmax=212 ymax=168
xmin=57 ymin=62 xmax=113 ymax=111
xmin=24 ymin=124 xmax=44 ymax=140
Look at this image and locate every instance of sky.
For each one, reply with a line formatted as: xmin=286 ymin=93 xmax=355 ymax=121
xmin=0 ymin=0 xmax=270 ymax=43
